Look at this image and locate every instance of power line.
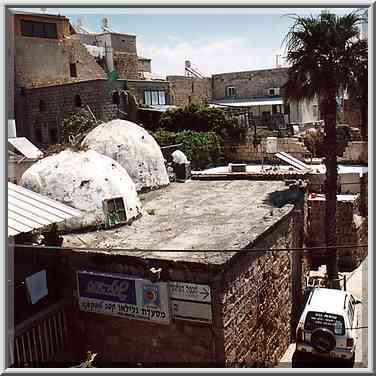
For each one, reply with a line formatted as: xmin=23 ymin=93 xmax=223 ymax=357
xmin=12 ymin=243 xmax=368 ymax=253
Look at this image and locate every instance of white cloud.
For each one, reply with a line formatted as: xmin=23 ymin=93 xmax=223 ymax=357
xmin=137 ymin=36 xmax=289 ymax=77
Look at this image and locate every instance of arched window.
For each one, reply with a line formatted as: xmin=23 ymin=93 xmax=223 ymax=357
xmin=74 ymin=94 xmax=82 ymax=107
xmin=39 ymin=100 xmax=46 ymax=112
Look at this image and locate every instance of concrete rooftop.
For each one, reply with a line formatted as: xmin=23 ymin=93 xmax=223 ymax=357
xmin=63 ymin=180 xmax=296 ymax=265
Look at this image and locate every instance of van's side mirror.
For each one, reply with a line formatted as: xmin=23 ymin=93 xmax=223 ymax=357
xmin=354 ymin=299 xmax=362 ymax=305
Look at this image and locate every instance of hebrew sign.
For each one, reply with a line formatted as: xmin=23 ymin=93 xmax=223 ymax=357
xmin=76 ymin=270 xmax=170 ymax=324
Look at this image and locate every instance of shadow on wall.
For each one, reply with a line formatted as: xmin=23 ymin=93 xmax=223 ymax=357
xmin=264 ymin=189 xmax=304 ymax=208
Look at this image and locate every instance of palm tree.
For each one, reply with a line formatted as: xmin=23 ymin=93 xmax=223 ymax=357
xmin=282 ymin=11 xmax=366 ymax=288
xmin=347 ymin=37 xmax=368 ymax=140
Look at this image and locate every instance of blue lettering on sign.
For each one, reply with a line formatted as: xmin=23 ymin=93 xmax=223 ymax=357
xmin=77 ymin=272 xmax=137 ymax=305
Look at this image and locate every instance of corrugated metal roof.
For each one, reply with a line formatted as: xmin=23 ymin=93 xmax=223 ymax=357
xmin=8 ymin=137 xmax=43 ymax=159
xmin=8 ymin=182 xmax=81 ymax=237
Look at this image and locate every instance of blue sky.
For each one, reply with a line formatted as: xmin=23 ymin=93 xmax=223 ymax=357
xmin=16 ymin=7 xmax=360 ymax=77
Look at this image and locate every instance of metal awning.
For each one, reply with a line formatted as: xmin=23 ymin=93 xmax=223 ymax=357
xmin=138 ymin=105 xmax=177 ymax=113
xmin=8 ymin=182 xmax=81 ymax=237
xmin=8 ymin=137 xmax=43 ymax=159
xmin=210 ymin=98 xmax=284 ymax=108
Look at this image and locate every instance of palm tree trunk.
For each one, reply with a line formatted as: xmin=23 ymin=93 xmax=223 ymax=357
xmin=322 ymin=95 xmax=340 ymax=289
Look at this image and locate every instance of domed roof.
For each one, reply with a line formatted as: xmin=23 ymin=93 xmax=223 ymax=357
xmin=82 ymin=119 xmax=169 ymax=191
xmin=20 ymin=149 xmax=141 ymax=231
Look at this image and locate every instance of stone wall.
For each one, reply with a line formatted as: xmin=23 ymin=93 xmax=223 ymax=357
xmin=219 ymin=203 xmax=305 ymax=367
xmin=113 ymin=52 xmax=139 ymax=80
xmin=341 ymin=142 xmax=368 ymax=164
xmin=167 ymin=76 xmax=212 ymax=106
xmin=15 ymin=79 xmax=125 ymax=146
xmin=15 ymin=200 xmax=306 ymax=367
xmin=224 ymin=138 xmax=310 ymax=162
xmin=212 ymin=68 xmax=288 ymax=100
xmin=306 ymin=195 xmax=368 ymax=271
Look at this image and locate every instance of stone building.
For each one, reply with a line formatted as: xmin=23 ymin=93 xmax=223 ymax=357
xmin=10 ymin=180 xmax=307 ymax=367
xmin=13 ymin=11 xmax=106 ymax=89
xmin=211 ymin=68 xmax=320 ymax=127
xmin=11 ymin=11 xmax=171 ymax=147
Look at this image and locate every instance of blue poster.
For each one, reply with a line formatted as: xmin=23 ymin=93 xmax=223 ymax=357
xmin=77 ymin=271 xmax=136 ymax=305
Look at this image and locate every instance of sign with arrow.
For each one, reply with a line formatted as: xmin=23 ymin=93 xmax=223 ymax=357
xmin=169 ymin=282 xmax=212 ymax=323
xmin=169 ymin=282 xmax=211 ymax=303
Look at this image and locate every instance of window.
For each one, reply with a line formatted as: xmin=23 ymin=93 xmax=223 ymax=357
xmin=74 ymin=94 xmax=82 ymax=107
xmin=39 ymin=100 xmax=46 ymax=112
xmin=304 ymin=311 xmax=345 ymax=336
xmin=34 ymin=128 xmax=43 ymax=143
xmin=144 ymin=90 xmax=166 ymax=105
xmin=48 ymin=121 xmax=58 ymax=143
xmin=112 ymin=91 xmax=120 ymax=105
xmin=226 ymin=86 xmax=236 ymax=98
xmin=69 ymin=63 xmax=77 ymax=78
xmin=21 ymin=20 xmax=57 ymax=39
xmin=103 ymin=197 xmax=127 ymax=224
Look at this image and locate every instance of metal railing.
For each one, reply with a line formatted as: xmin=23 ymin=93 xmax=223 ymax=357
xmin=11 ymin=301 xmax=69 ymax=367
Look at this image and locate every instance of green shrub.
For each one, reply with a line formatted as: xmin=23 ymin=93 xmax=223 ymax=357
xmin=61 ymin=110 xmax=99 ymax=144
xmin=152 ymin=129 xmax=224 ymax=170
xmin=159 ymin=104 xmax=245 ymax=142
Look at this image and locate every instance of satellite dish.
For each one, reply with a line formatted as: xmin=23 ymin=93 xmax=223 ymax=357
xmin=77 ymin=17 xmax=82 ymax=26
xmin=40 ymin=8 xmax=47 ymax=13
xmin=185 ymin=60 xmax=191 ymax=69
xmin=102 ymin=17 xmax=109 ymax=31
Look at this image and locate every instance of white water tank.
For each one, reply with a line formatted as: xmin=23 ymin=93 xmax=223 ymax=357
xmin=8 ymin=119 xmax=16 ymax=138
xmin=265 ymin=137 xmax=278 ymax=154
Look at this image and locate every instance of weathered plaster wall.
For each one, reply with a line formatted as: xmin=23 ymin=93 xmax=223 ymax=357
xmin=15 ymin=38 xmax=106 ymax=88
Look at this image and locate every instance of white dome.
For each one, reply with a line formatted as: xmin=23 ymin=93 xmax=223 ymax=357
xmin=20 ymin=149 xmax=141 ymax=231
xmin=82 ymin=119 xmax=169 ymax=191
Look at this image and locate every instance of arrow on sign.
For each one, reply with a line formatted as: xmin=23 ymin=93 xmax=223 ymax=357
xmin=199 ymin=287 xmax=210 ymax=300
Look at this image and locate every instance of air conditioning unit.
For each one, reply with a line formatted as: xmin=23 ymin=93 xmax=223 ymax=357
xmin=228 ymin=163 xmax=247 ymax=173
xmin=268 ymin=88 xmax=280 ymax=96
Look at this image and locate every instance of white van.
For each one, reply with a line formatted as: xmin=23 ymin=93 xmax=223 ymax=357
xmin=296 ymin=288 xmax=361 ymax=364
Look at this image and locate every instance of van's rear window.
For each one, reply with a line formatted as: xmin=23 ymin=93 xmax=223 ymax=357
xmin=304 ymin=311 xmax=345 ymax=336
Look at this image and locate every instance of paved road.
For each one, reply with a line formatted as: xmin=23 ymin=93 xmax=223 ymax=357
xmin=278 ymin=258 xmax=368 ymax=368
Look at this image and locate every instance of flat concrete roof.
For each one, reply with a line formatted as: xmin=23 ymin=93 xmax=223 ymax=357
xmin=63 ymin=180 xmax=296 ymax=265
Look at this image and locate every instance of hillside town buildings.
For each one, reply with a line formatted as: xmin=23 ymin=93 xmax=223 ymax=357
xmin=6 ymin=8 xmax=368 ymax=370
